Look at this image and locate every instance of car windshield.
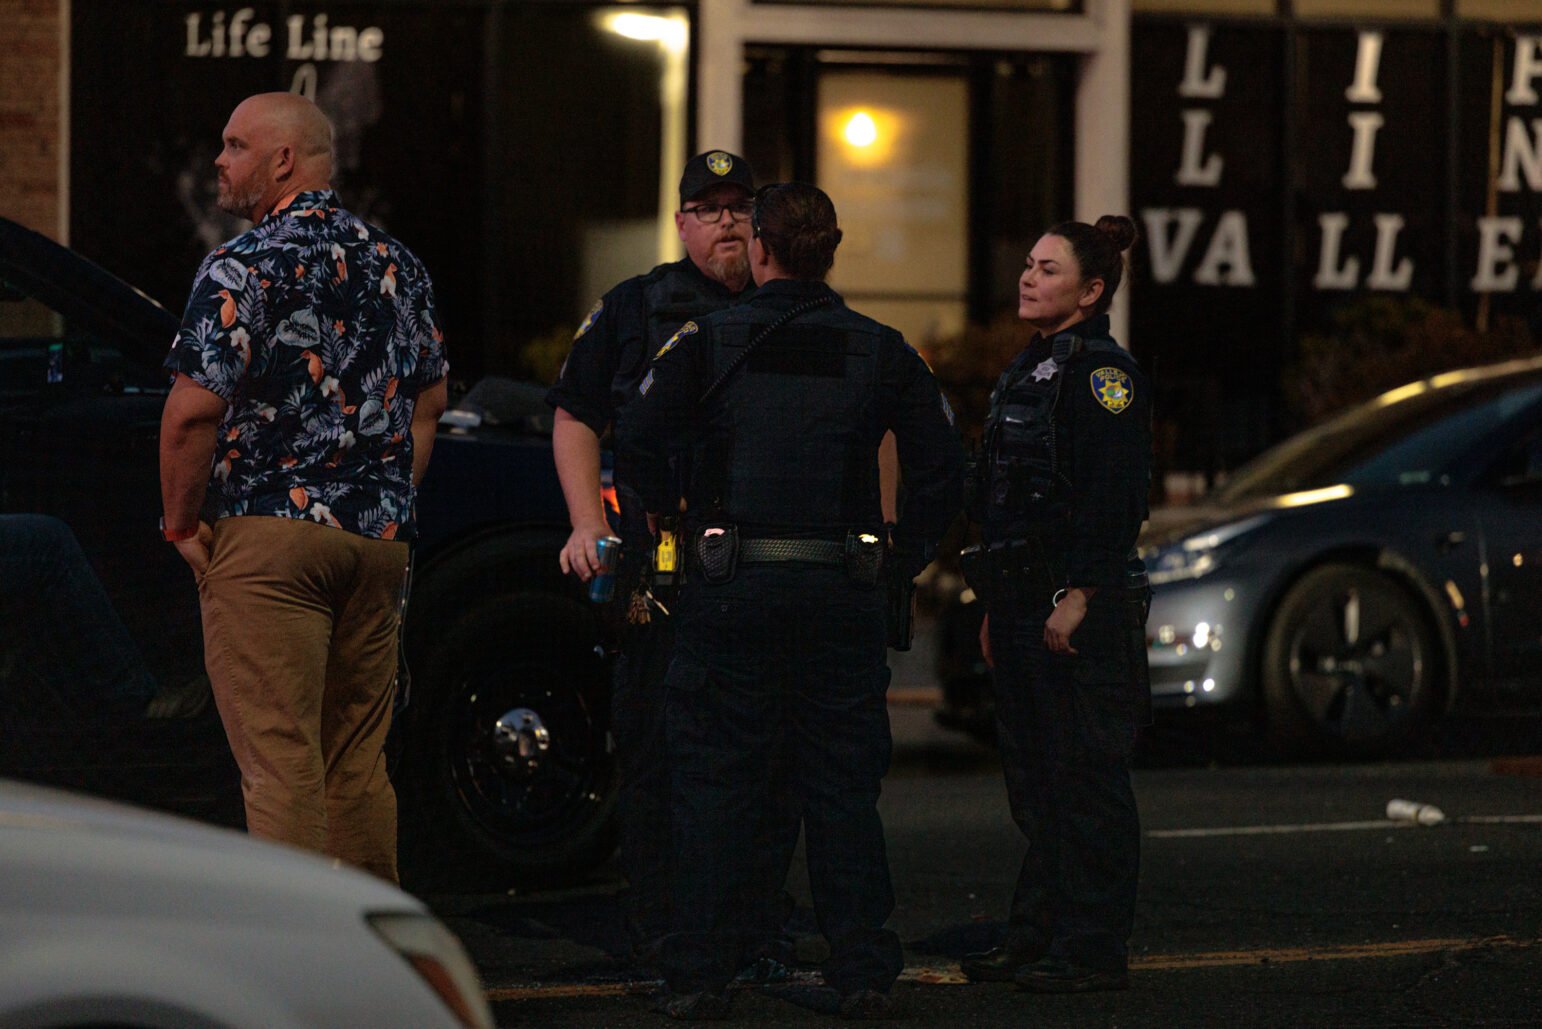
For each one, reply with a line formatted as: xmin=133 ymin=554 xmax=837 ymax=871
xmin=1214 ymin=368 xmax=1542 ymax=503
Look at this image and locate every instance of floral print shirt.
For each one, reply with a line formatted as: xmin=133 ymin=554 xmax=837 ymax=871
xmin=165 ymin=190 xmax=447 ymax=540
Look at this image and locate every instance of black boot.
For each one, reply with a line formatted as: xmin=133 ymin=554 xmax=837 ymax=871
xmin=960 ymin=943 xmax=1044 ymax=983
xmin=1013 ymin=957 xmax=1130 ymax=994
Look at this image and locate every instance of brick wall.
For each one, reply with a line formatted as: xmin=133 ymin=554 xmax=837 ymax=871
xmin=0 ymin=0 xmax=64 ymax=239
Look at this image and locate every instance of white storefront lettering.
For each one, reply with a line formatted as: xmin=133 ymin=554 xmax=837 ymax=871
xmin=1141 ymin=208 xmax=1255 ymax=287
xmin=1178 ymin=25 xmax=1227 ymax=99
xmin=184 ymin=9 xmax=383 ymax=63
xmin=1176 ymin=110 xmax=1224 ymax=187
xmin=1505 ymin=35 xmax=1542 ymax=105
xmin=1498 ymin=118 xmax=1542 ymax=192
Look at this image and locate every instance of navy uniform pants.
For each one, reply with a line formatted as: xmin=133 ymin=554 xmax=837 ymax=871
xmin=660 ymin=565 xmax=904 ymax=995
xmin=610 ymin=592 xmax=679 ymax=947
xmin=987 ymin=585 xmax=1145 ymax=973
xmin=610 ymin=500 xmax=799 ymax=954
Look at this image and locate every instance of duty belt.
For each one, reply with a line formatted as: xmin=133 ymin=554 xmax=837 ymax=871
xmin=739 ymin=538 xmax=844 ymax=566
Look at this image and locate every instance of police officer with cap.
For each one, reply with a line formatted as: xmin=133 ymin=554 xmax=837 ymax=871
xmin=547 ymin=150 xmax=777 ymax=960
xmin=958 ymin=216 xmax=1152 ymax=993
xmin=621 ymin=182 xmax=964 ymax=1019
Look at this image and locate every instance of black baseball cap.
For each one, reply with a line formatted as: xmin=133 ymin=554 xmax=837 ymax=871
xmin=679 ymin=150 xmax=754 ymax=205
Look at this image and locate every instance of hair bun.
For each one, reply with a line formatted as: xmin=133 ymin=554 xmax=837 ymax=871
xmin=1094 ymin=214 xmax=1138 ymax=253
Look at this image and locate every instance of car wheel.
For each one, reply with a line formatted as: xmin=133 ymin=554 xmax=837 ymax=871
xmin=397 ymin=591 xmax=617 ymax=889
xmin=1261 ymin=563 xmax=1439 ymax=757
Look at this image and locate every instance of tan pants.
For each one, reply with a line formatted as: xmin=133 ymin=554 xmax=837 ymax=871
xmin=198 ymin=515 xmax=408 ymax=883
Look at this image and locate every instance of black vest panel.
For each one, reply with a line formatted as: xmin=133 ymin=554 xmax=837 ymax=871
xmin=976 ymin=330 xmax=1124 ymax=542
xmin=697 ymin=315 xmax=883 ymax=533
xmin=615 ymin=265 xmax=740 ymax=415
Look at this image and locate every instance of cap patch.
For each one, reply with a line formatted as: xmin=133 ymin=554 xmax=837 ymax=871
xmin=655 ymin=320 xmax=698 ymax=359
xmin=1091 ymin=366 xmax=1133 ymax=413
xmin=574 ymin=300 xmax=602 ymax=339
xmin=706 ymin=151 xmax=733 ymax=176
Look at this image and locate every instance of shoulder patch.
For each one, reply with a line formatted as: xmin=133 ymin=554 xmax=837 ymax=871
xmin=939 ymin=390 xmax=956 ymax=426
xmin=1090 ymin=366 xmax=1133 ymax=413
xmin=639 ymin=368 xmax=655 ymax=396
xmin=573 ymin=299 xmax=603 ymax=340
xmin=655 ymin=320 xmax=698 ymax=359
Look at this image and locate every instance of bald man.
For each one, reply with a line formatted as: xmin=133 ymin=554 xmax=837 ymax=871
xmin=159 ymin=93 xmax=449 ymax=882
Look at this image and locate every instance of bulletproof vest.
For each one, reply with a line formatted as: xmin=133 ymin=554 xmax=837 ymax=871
xmin=975 ymin=329 xmax=1125 ymax=530
xmin=694 ymin=311 xmax=883 ymax=532
xmin=642 ymin=264 xmax=735 ymax=356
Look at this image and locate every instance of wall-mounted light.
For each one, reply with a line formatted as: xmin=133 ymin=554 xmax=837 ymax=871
xmin=601 ymin=11 xmax=687 ymax=53
xmin=844 ymin=111 xmax=878 ymax=148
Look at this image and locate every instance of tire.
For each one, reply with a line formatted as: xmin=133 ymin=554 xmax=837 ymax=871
xmin=1261 ymin=563 xmax=1440 ymax=757
xmin=396 ymin=590 xmax=617 ymax=890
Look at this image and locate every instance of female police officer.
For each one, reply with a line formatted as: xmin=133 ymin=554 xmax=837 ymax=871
xmin=959 ymin=216 xmax=1152 ymax=994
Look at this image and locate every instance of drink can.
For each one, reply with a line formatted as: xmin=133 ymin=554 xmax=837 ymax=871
xmin=589 ymin=535 xmax=623 ymax=603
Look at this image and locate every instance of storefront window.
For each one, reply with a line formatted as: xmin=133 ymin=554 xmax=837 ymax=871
xmin=743 ymin=48 xmax=1074 ymax=347
xmin=68 ymin=2 xmax=681 ymax=384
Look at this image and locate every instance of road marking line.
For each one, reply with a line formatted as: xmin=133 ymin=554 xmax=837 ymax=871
xmin=1150 ymin=820 xmax=1397 ymax=838
xmin=1131 ymin=935 xmax=1531 ymax=971
xmin=481 ymin=936 xmax=1536 ymax=1001
xmin=1149 ymin=814 xmax=1542 ymax=838
xmin=1462 ymin=814 xmax=1542 ymax=824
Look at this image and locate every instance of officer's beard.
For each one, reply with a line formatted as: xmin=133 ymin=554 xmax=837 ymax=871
xmin=706 ymin=248 xmax=750 ymax=290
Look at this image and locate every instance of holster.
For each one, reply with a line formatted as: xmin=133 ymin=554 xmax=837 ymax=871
xmin=958 ymin=544 xmax=991 ymax=604
xmin=843 ymin=530 xmax=885 ymax=589
xmin=887 ymin=568 xmax=917 ymax=651
xmin=692 ymin=523 xmax=739 ymax=585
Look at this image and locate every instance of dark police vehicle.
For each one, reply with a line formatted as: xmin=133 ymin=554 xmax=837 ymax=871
xmin=0 ymin=216 xmax=615 ymax=887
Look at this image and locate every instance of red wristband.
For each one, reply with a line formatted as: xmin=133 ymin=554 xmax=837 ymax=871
xmin=160 ymin=517 xmax=199 ymax=543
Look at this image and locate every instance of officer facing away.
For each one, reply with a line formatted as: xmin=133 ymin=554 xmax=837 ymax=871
xmin=620 ymin=182 xmax=965 ymax=1020
xmin=546 ymin=151 xmax=769 ymax=958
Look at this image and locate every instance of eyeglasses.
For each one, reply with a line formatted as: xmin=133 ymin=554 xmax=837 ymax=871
xmin=680 ymin=201 xmax=754 ymax=224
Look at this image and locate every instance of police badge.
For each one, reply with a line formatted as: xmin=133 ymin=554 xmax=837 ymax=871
xmin=573 ymin=299 xmax=602 ymax=339
xmin=1090 ymin=367 xmax=1133 ymax=413
xmin=655 ymin=320 xmax=698 ymax=359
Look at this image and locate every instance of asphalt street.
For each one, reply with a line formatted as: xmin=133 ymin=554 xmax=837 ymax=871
xmin=431 ymin=670 xmax=1542 ymax=1028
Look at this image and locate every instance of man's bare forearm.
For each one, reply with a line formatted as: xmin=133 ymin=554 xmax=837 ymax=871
xmin=158 ymin=375 xmax=227 ymax=532
xmin=553 ymin=409 xmax=607 ymax=530
xmin=410 ymin=378 xmax=449 ymax=486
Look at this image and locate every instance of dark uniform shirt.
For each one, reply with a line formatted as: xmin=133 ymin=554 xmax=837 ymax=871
xmin=545 ymin=257 xmax=751 ymax=447
xmin=979 ymin=314 xmax=1151 ymax=589
xmin=165 ymin=189 xmax=448 ymax=540
xmin=620 ymin=279 xmax=963 ymax=563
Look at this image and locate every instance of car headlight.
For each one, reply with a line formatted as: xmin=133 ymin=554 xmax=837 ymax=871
xmin=368 ymin=912 xmax=494 ymax=1028
xmin=1145 ymin=515 xmax=1269 ymax=586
